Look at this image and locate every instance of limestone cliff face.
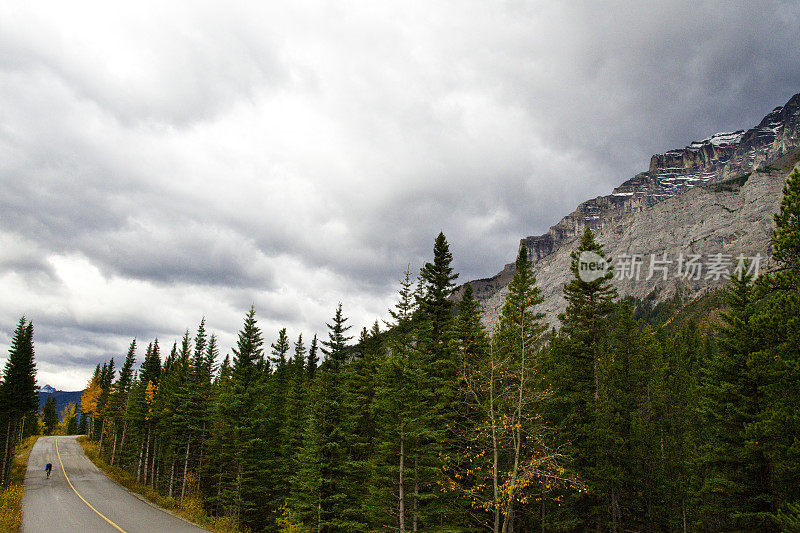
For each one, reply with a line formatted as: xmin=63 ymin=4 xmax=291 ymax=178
xmin=468 ymin=92 xmax=800 ymax=326
xmin=517 ymin=93 xmax=800 ymax=267
xmin=480 ymin=160 xmax=797 ymax=328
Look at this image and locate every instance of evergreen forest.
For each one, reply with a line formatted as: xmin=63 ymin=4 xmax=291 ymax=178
xmin=3 ymin=169 xmax=800 ymax=531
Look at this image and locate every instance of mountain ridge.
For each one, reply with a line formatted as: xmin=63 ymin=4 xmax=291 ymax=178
xmin=38 ymin=385 xmax=84 ymax=420
xmin=464 ymin=92 xmax=800 ymax=325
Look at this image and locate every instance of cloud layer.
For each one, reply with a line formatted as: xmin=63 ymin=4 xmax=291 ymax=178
xmin=1 ymin=1 xmax=799 ymax=389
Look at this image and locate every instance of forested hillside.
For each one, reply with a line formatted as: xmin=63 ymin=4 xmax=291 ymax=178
xmin=76 ymin=168 xmax=800 ymax=532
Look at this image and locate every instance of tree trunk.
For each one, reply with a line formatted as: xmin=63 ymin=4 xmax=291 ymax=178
xmin=153 ymin=440 xmax=160 ymax=490
xmin=198 ymin=422 xmax=206 ymax=483
xmin=181 ymin=438 xmax=191 ymax=502
xmin=413 ymin=455 xmax=419 ymax=533
xmin=541 ymin=493 xmax=546 ymax=533
xmin=611 ymin=487 xmax=620 ymax=533
xmin=235 ymin=461 xmax=243 ymax=523
xmin=490 ymin=345 xmax=500 ymax=533
xmin=399 ymin=430 xmax=405 ymax=532
xmin=143 ymin=429 xmax=151 ymax=485
xmin=98 ymin=418 xmax=106 ymax=457
xmin=110 ymin=427 xmax=119 ymax=466
xmin=317 ymin=490 xmax=322 ymax=533
xmin=502 ymin=321 xmax=526 ymax=533
xmin=1 ymin=418 xmax=11 ymax=487
xmin=136 ymin=436 xmax=144 ymax=484
xmin=169 ymin=459 xmax=176 ymax=498
xmin=682 ymin=499 xmax=687 ymax=533
xmin=118 ymin=422 xmax=127 ymax=468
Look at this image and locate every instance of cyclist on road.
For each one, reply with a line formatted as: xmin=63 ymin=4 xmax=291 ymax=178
xmin=45 ymin=462 xmax=52 ymax=479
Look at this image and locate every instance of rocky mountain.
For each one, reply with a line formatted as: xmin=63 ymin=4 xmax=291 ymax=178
xmin=38 ymin=385 xmax=84 ymax=419
xmin=468 ymin=92 xmax=800 ymax=326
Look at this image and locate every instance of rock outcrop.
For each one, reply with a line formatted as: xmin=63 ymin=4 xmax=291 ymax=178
xmin=521 ymin=93 xmax=800 ymax=265
xmin=468 ymin=92 xmax=800 ymax=327
xmin=481 ymin=156 xmax=798 ymax=327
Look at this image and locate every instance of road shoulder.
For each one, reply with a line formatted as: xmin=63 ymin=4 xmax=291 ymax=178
xmin=76 ymin=437 xmax=219 ymax=531
xmin=0 ymin=435 xmax=37 ymax=532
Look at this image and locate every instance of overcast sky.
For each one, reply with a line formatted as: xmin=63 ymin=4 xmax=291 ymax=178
xmin=1 ymin=1 xmax=799 ymax=390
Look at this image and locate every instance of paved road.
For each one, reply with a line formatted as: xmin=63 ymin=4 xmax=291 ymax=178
xmin=22 ymin=436 xmax=207 ymax=533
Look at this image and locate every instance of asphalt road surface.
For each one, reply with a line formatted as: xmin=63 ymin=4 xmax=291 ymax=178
xmin=22 ymin=436 xmax=207 ymax=532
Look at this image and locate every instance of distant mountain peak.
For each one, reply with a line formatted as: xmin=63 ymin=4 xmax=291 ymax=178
xmin=41 ymin=384 xmax=57 ymax=394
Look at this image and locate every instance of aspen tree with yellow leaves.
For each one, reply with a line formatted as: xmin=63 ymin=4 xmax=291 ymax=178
xmin=80 ymin=365 xmax=102 ymax=439
xmin=449 ymin=247 xmax=574 ymax=532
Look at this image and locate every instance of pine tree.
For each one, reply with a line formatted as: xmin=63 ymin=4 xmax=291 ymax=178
xmin=42 ymin=395 xmax=58 ymax=435
xmin=750 ymin=166 xmax=800 ymax=523
xmin=232 ymin=306 xmax=264 ymax=382
xmin=107 ymin=339 xmax=137 ymax=465
xmin=445 ymin=282 xmax=492 ymax=529
xmin=410 ymin=233 xmax=463 ymax=528
xmin=698 ymin=269 xmax=772 ymax=530
xmin=78 ymin=411 xmax=88 ymax=435
xmin=593 ymin=303 xmax=656 ymax=532
xmin=216 ymin=306 xmax=270 ymax=529
xmin=370 ymin=268 xmax=418 ymax=531
xmin=283 ymin=334 xmax=309 ymax=481
xmin=321 ymin=303 xmax=352 ymax=369
xmin=315 ymin=303 xmax=353 ymax=531
xmin=22 ymin=410 xmax=40 ymax=438
xmin=290 ymin=304 xmax=353 ymax=531
xmin=649 ymin=323 xmax=705 ymax=531
xmin=141 ymin=339 xmax=162 ymax=387
xmin=66 ymin=411 xmax=78 ymax=435
xmin=263 ymin=326 xmax=295 ymax=524
xmin=130 ymin=340 xmax=161 ymax=485
xmin=0 ymin=317 xmax=38 ymax=487
xmin=307 ymin=334 xmax=319 ymax=378
xmin=288 ymin=408 xmax=324 ymax=529
xmin=271 ymin=328 xmax=291 ymax=370
xmin=339 ymin=324 xmax=381 ymax=530
xmin=541 ymin=228 xmax=617 ymax=529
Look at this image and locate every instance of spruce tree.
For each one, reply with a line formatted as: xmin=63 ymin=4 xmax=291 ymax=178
xmin=0 ymin=317 xmax=38 ymax=487
xmin=66 ymin=413 xmax=78 ymax=435
xmin=42 ymin=395 xmax=58 ymax=435
xmin=307 ymin=334 xmax=319 ymax=378
xmin=541 ymin=228 xmax=617 ymax=529
xmin=699 ymin=269 xmax=772 ymax=530
xmin=0 ymin=318 xmax=38 ymax=421
xmin=292 ymin=303 xmax=354 ymax=531
xmin=370 ymin=268 xmax=418 ymax=531
xmin=340 ymin=325 xmax=381 ymax=529
xmin=412 ymin=232 xmax=462 ymax=528
xmin=219 ymin=306 xmax=271 ymax=529
xmin=232 ymin=306 xmax=264 ymax=382
xmin=751 ymin=166 xmax=800 ymax=521
xmin=140 ymin=339 xmax=162 ymax=388
xmin=649 ymin=323 xmax=705 ymax=530
xmin=106 ymin=339 xmax=137 ymax=465
xmin=270 ymin=327 xmax=291 ymax=370
xmin=78 ymin=411 xmax=88 ymax=435
xmin=446 ymin=282 xmax=491 ymax=529
xmin=317 ymin=303 xmax=353 ymax=531
xmin=593 ymin=303 xmax=655 ymax=532
xmin=283 ymin=334 xmax=310 ymax=485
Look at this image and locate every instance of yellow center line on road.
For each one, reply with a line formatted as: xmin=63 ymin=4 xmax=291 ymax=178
xmin=55 ymin=437 xmax=128 ymax=533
